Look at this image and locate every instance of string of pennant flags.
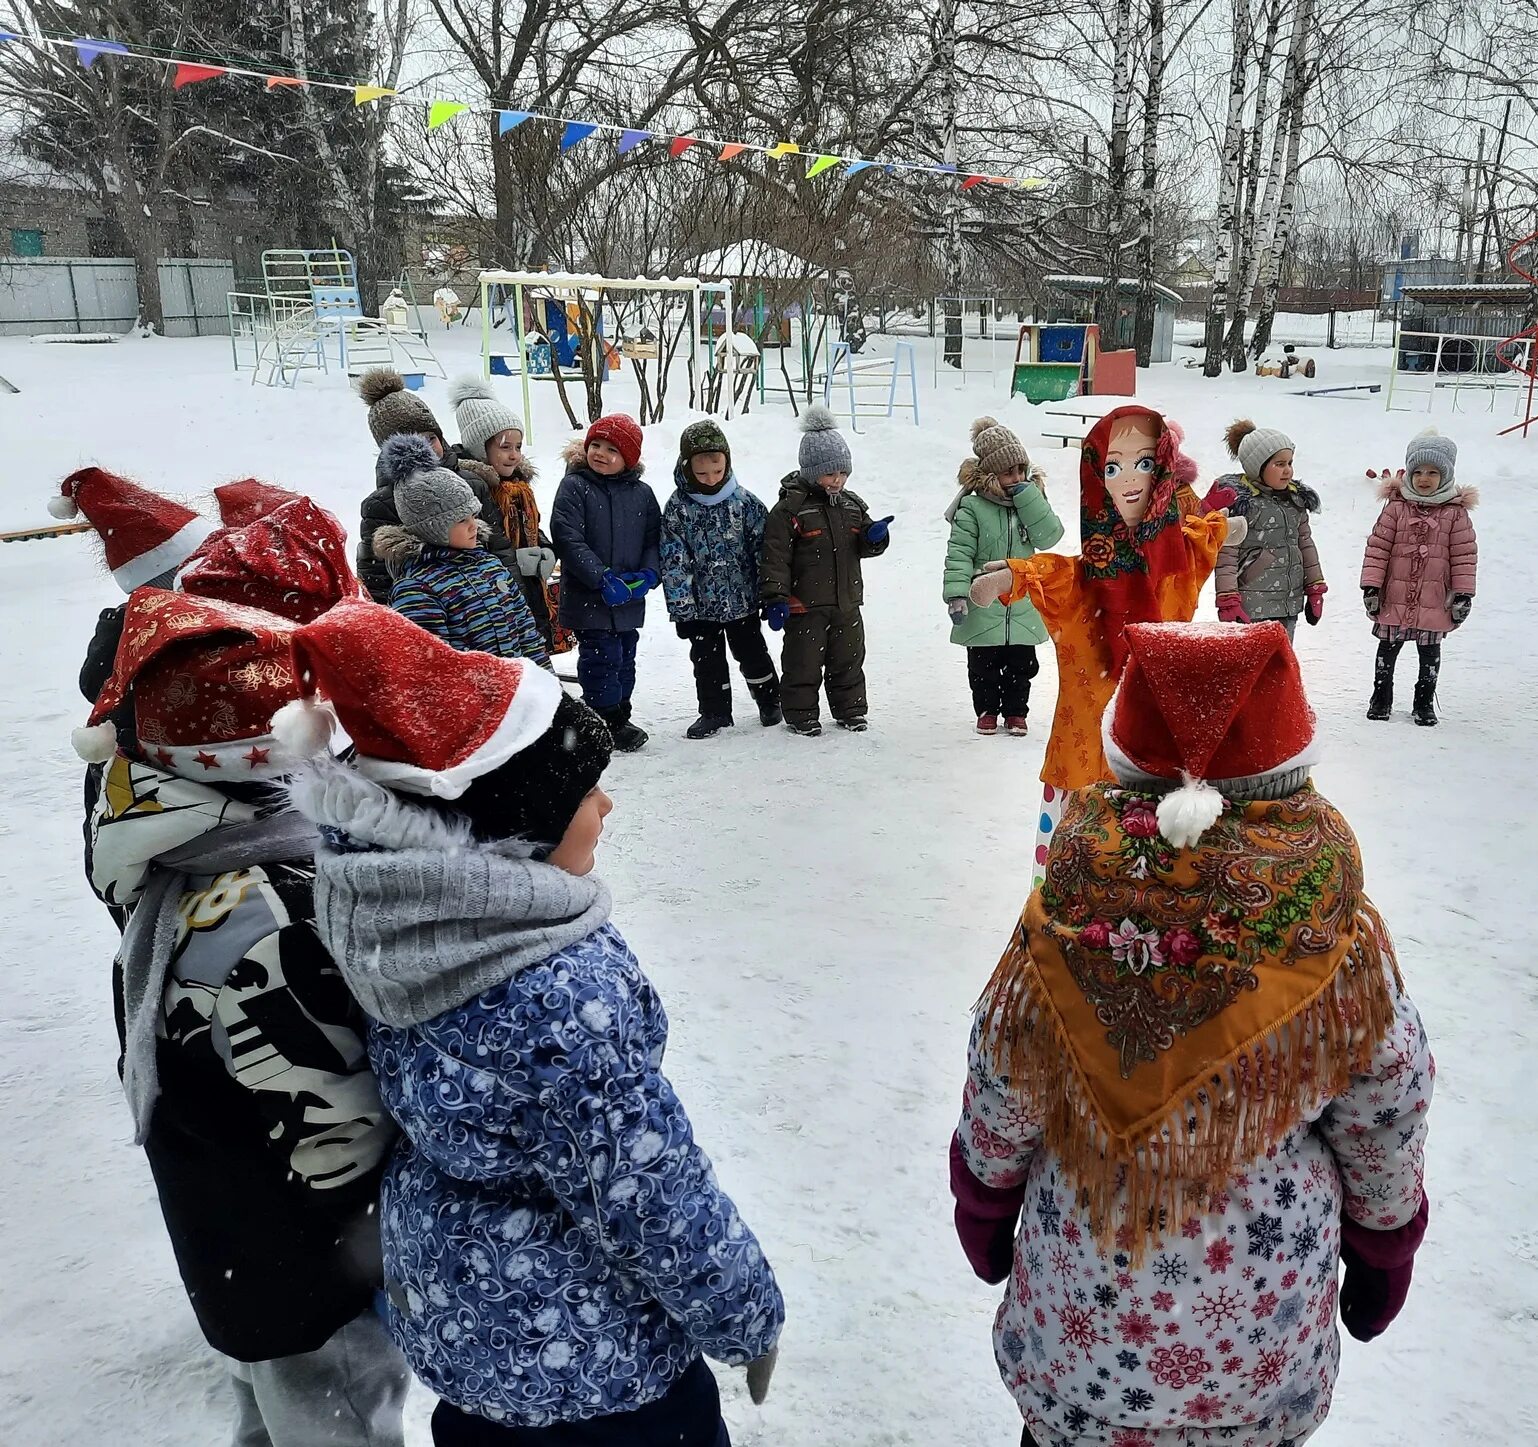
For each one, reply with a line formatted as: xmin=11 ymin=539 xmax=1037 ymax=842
xmin=0 ymin=30 xmax=1049 ymax=191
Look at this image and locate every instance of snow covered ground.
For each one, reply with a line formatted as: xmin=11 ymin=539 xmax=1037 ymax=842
xmin=1 ymin=326 xmax=1534 ymax=1445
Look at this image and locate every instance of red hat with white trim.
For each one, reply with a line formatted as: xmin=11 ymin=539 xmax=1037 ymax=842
xmin=49 ymin=467 xmax=216 ymax=593
xmin=73 ymin=589 xmax=308 ymax=781
xmin=271 ymin=597 xmax=563 ymax=800
xmin=178 ymin=497 xmax=360 ymax=623
xmin=213 ymin=479 xmax=304 ymax=529
xmin=1103 ymin=620 xmax=1318 ymax=847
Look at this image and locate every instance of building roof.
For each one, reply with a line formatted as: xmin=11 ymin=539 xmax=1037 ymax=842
xmin=688 ymin=241 xmax=826 ymax=280
xmin=1401 ymin=282 xmax=1534 ymax=305
xmin=1043 ymin=274 xmax=1183 ymax=303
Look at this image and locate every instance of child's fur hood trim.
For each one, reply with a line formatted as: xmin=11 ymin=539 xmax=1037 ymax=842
xmin=1376 ymin=477 xmax=1479 ymax=507
xmin=373 ymin=521 xmax=491 ymax=578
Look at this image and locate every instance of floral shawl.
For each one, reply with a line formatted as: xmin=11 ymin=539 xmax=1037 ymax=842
xmin=977 ymin=782 xmax=1401 ymax=1262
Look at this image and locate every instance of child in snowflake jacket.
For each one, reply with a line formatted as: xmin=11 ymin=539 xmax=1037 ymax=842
xmin=283 ymin=602 xmax=783 ymax=1442
xmin=373 ymin=436 xmax=549 ymax=667
xmin=951 ymin=622 xmax=1433 ymax=1447
xmin=660 ymin=419 xmax=782 ymax=739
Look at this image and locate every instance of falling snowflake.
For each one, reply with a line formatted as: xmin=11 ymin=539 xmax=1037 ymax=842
xmin=1152 ymin=1253 xmax=1189 ymax=1285
xmin=1193 ymin=1286 xmax=1244 ymax=1330
xmin=1246 ymin=1213 xmax=1284 ymax=1258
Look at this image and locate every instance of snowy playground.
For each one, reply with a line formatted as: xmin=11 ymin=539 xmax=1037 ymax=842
xmin=1 ymin=320 xmax=1534 ymax=1446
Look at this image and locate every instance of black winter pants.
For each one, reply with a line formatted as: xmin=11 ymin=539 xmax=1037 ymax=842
xmin=431 ymin=1357 xmax=729 ymax=1447
xmin=685 ymin=616 xmax=778 ymax=716
xmin=780 ymin=607 xmax=866 ymax=724
xmin=967 ymin=644 xmax=1039 ymax=717
xmin=1374 ymin=638 xmax=1442 ymax=691
xmin=575 ymin=629 xmax=638 ymax=711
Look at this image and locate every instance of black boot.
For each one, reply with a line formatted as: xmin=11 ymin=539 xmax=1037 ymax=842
xmin=1412 ymin=676 xmax=1438 ymax=727
xmin=1367 ymin=644 xmax=1396 ymax=721
xmin=686 ymin=714 xmax=733 ymax=740
xmin=602 ymin=703 xmax=648 ymax=752
xmin=749 ymin=677 xmax=782 ymax=727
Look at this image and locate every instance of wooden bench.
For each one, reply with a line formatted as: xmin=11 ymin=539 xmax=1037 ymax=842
xmin=1039 ymin=430 xmax=1086 ymax=448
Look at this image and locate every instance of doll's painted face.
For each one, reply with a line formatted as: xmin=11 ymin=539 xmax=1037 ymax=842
xmin=1102 ymin=419 xmax=1159 ymax=525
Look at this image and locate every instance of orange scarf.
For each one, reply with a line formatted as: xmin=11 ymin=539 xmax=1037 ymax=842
xmin=977 ymin=783 xmax=1400 ymax=1262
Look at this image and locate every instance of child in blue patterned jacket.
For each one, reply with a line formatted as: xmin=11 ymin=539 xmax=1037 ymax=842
xmin=372 ymin=435 xmax=549 ymax=667
xmin=661 ymin=420 xmax=782 ymax=739
xmin=282 ymin=598 xmax=784 ymax=1447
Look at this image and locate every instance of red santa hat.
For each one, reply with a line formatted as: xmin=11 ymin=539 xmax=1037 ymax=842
xmin=73 ymin=590 xmax=308 ymax=781
xmin=1102 ymin=621 xmax=1318 ymax=847
xmin=270 ymin=597 xmax=563 ymax=799
xmin=213 ymin=479 xmax=304 ymax=529
xmin=177 ymin=497 xmax=360 ymax=624
xmin=49 ymin=467 xmax=216 ymax=592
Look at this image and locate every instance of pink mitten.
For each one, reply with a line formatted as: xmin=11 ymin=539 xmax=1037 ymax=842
xmin=969 ymin=562 xmax=1014 ymax=608
xmin=1216 ymin=592 xmax=1251 ymax=624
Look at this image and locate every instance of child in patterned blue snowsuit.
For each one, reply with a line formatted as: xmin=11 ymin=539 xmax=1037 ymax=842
xmin=286 ymin=607 xmax=784 ymax=1447
xmin=660 ymin=420 xmax=781 ymax=740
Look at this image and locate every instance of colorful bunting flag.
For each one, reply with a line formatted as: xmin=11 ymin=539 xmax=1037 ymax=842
xmin=172 ymin=63 xmax=226 ymax=89
xmin=806 ymin=154 xmax=839 ymax=178
xmin=845 ymin=160 xmax=874 ymax=175
xmin=0 ymin=30 xmax=18 ymax=42
xmin=71 ymin=37 xmax=129 ymax=69
xmin=961 ymin=175 xmax=985 ymax=190
xmin=560 ymin=121 xmax=598 ymax=151
xmin=498 ymin=109 xmax=533 ymax=135
xmin=717 ymin=143 xmax=746 ymax=163
xmin=354 ymin=85 xmax=395 ymax=106
xmin=668 ymin=136 xmax=698 ymax=158
xmin=428 ymin=100 xmax=467 ymax=130
xmin=766 ymin=141 xmax=800 ymax=160
xmin=618 ymin=129 xmax=650 ymax=154
xmin=265 ymin=75 xmax=305 ymax=90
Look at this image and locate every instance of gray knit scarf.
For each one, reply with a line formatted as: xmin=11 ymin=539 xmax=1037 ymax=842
xmin=119 ymin=811 xmax=321 ymax=1144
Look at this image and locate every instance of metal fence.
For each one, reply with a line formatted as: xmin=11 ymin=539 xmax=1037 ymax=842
xmin=0 ymin=257 xmax=235 ymax=337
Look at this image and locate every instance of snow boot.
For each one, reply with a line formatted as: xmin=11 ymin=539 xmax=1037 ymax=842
xmin=1367 ymin=649 xmax=1395 ymax=721
xmin=1005 ymin=716 xmax=1029 ymax=737
xmin=602 ymin=704 xmax=648 ymax=753
xmin=837 ymin=716 xmax=868 ymax=733
xmin=750 ymin=677 xmax=783 ymax=727
xmin=686 ymin=713 xmax=733 ymax=741
xmin=1412 ymin=677 xmax=1438 ymax=727
xmin=976 ymin=714 xmax=999 ymax=736
xmin=786 ymin=719 xmax=822 ymax=738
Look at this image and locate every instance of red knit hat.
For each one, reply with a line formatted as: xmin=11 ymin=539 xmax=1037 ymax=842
xmin=73 ymin=590 xmax=306 ymax=780
xmin=49 ymin=468 xmax=216 ymax=593
xmin=271 ymin=597 xmax=563 ymax=799
xmin=213 ymin=479 xmax=303 ymax=529
xmin=178 ymin=497 xmax=360 ymax=624
xmin=585 ymin=414 xmax=643 ymax=471
xmin=1103 ymin=621 xmax=1317 ymax=846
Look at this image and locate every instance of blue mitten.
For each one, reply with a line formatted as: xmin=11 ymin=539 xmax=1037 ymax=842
xmin=866 ymin=515 xmax=894 ymax=544
xmin=763 ymin=601 xmax=790 ymax=631
xmin=600 ymin=571 xmax=631 ymax=607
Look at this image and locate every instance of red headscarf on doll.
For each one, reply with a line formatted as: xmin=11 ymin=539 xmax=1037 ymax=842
xmin=1078 ymin=405 xmax=1201 ymax=675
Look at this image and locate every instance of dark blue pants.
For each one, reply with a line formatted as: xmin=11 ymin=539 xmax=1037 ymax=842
xmin=575 ymin=628 xmax=638 ymax=712
xmin=430 ymin=1357 xmax=729 ymax=1446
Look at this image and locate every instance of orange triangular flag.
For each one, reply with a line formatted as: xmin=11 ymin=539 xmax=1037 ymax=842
xmin=717 ymin=143 xmax=746 ymax=163
xmin=266 ymin=75 xmax=305 ymax=90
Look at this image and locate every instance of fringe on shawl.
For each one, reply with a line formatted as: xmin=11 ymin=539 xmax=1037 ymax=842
xmin=975 ymin=903 xmax=1404 ymax=1265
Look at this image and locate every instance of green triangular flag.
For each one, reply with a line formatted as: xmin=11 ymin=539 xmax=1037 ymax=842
xmin=428 ymin=100 xmax=468 ymax=131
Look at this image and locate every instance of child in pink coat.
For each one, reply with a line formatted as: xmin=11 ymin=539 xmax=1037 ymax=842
xmin=1361 ymin=428 xmax=1478 ymax=726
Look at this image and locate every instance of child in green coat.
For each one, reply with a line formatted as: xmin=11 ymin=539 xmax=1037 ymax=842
xmin=942 ymin=417 xmax=1065 ymax=735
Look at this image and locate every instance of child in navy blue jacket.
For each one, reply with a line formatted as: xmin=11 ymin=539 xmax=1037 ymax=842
xmin=373 ymin=436 xmax=548 ymax=667
xmin=550 ymin=415 xmax=661 ymax=751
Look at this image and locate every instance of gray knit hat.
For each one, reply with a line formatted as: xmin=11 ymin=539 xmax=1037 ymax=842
xmin=358 ymin=368 xmax=445 ymax=447
xmin=448 ymin=375 xmax=525 ymax=462
xmin=798 ymin=404 xmax=853 ymax=481
xmin=1404 ymin=427 xmax=1456 ymax=488
xmin=969 ymin=415 xmax=1031 ymax=476
xmin=380 ymin=435 xmax=480 ymax=545
xmin=1226 ymin=419 xmax=1294 ymax=482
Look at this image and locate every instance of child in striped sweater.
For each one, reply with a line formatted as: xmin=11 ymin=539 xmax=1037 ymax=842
xmin=372 ymin=435 xmax=549 ymax=666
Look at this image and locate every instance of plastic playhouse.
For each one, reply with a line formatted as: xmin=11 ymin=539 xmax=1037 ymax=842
xmin=1010 ymin=322 xmax=1136 ymax=404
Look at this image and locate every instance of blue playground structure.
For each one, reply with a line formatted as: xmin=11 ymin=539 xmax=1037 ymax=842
xmin=228 ymin=249 xmax=444 ymax=388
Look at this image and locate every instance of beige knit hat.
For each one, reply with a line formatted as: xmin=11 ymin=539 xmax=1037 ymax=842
xmin=970 ymin=416 xmax=1031 ymax=476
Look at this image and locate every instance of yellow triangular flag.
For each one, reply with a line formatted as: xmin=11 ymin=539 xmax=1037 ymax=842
xmin=354 ymin=85 xmax=396 ymax=106
xmin=428 ymin=100 xmax=468 ymax=130
xmin=766 ymin=141 xmax=800 ymax=160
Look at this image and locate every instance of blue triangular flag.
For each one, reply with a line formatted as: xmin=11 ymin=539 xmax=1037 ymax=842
xmin=936 ymin=163 xmax=958 ymax=174
xmin=845 ymin=160 xmax=874 ymax=175
xmin=560 ymin=121 xmax=598 ymax=152
xmin=72 ymin=36 xmax=130 ymax=68
xmin=498 ymin=110 xmax=532 ymax=136
xmin=0 ymin=30 xmax=19 ymax=41
xmin=618 ymin=129 xmax=650 ymax=154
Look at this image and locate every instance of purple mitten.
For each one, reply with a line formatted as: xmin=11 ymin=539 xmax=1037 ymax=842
xmin=1339 ymin=1193 xmax=1429 ymax=1342
xmin=950 ymin=1132 xmax=1025 ymax=1284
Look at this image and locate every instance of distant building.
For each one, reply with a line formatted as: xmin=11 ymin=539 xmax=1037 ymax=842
xmin=1039 ymin=275 xmax=1183 ymax=363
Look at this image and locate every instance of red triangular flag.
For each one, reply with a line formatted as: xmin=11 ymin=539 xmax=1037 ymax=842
xmin=669 ymin=137 xmax=698 ymax=158
xmin=173 ymin=62 xmax=227 ymax=89
xmin=960 ymin=174 xmax=985 ymax=190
